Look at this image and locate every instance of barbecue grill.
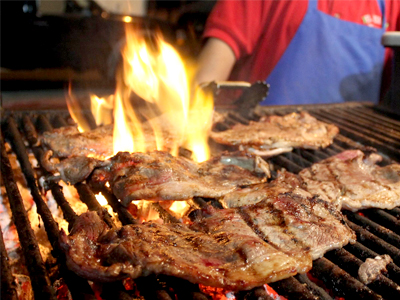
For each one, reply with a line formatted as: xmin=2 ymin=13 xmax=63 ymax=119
xmin=1 ymin=101 xmax=400 ymax=300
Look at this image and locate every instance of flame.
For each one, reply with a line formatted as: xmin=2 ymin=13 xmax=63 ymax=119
xmin=90 ymin=94 xmax=113 ymax=126
xmin=169 ymin=201 xmax=190 ymax=218
xmin=95 ymin=192 xmax=108 ymax=206
xmin=70 ymin=24 xmax=213 ymax=162
xmin=132 ymin=201 xmax=160 ymax=222
xmin=65 ymin=83 xmax=91 ymax=132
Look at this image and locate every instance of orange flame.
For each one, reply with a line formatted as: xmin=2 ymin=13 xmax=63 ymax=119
xmin=169 ymin=201 xmax=190 ymax=218
xmin=71 ymin=24 xmax=213 ymax=162
xmin=65 ymin=83 xmax=91 ymax=132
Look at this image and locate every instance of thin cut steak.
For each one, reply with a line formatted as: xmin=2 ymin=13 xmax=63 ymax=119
xmin=60 ymin=210 xmax=312 ymax=291
xmin=40 ymin=125 xmax=114 ymax=159
xmin=40 ymin=122 xmax=178 ymax=159
xmin=299 ymin=150 xmax=400 ymax=211
xmin=210 ymin=112 xmax=339 ymax=156
xmin=90 ymin=151 xmax=267 ymax=205
xmin=239 ymin=192 xmax=356 ymax=260
xmin=219 ymin=170 xmax=303 ymax=208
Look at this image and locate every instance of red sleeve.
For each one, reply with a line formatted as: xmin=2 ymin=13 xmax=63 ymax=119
xmin=202 ymin=0 xmax=308 ymax=82
xmin=202 ymin=0 xmax=270 ymax=59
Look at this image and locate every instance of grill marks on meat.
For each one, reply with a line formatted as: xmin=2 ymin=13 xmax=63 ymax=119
xmin=60 ymin=209 xmax=312 ymax=291
xmin=239 ymin=192 xmax=356 ymax=260
xmin=90 ymin=151 xmax=267 ymax=206
xmin=219 ymin=170 xmax=302 ymax=208
xmin=210 ymin=112 xmax=339 ymax=156
xmin=299 ymin=150 xmax=400 ymax=211
xmin=217 ymin=170 xmax=356 ymax=260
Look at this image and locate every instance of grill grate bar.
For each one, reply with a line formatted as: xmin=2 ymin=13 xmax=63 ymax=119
xmin=295 ymin=273 xmax=334 ymax=300
xmin=344 ymin=211 xmax=400 ymax=249
xmin=5 ymin=115 xmax=99 ymax=300
xmin=309 ymin=111 xmax=400 ymax=160
xmin=324 ymin=248 xmax=400 ymax=299
xmin=346 ymin=220 xmax=400 ymax=266
xmin=268 ymin=276 xmax=322 ymax=300
xmin=0 ymin=224 xmax=19 ymax=300
xmin=344 ymin=242 xmax=400 ymax=285
xmin=330 ymin=107 xmax=400 ymax=141
xmin=21 ymin=115 xmax=79 ymax=227
xmin=353 ymin=107 xmax=400 ymax=130
xmin=93 ymin=187 xmax=139 ymax=225
xmin=4 ymin=117 xmax=62 ymax=257
xmin=386 ymin=207 xmax=400 ymax=218
xmin=310 ymin=257 xmax=383 ymax=300
xmin=361 ymin=209 xmax=400 ymax=234
xmin=0 ymin=134 xmax=57 ymax=299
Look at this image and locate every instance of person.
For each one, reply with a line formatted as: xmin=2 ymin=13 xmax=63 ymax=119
xmin=195 ymin=0 xmax=400 ymax=106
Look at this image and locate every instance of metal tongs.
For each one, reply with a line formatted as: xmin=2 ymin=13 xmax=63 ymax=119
xmin=200 ymin=81 xmax=270 ymax=120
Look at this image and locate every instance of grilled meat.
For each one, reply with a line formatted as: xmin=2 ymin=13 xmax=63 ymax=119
xmin=40 ymin=122 xmax=178 ymax=159
xmin=90 ymin=151 xmax=267 ymax=205
xmin=40 ymin=150 xmax=110 ymax=185
xmin=210 ymin=112 xmax=339 ymax=156
xmin=219 ymin=170 xmax=302 ymax=208
xmin=358 ymin=254 xmax=393 ymax=284
xmin=239 ymin=192 xmax=356 ymax=260
xmin=40 ymin=125 xmax=114 ymax=159
xmin=60 ymin=209 xmax=311 ymax=291
xmin=299 ymin=150 xmax=400 ymax=211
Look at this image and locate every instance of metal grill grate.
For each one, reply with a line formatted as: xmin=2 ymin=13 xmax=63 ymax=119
xmin=1 ymin=102 xmax=400 ymax=300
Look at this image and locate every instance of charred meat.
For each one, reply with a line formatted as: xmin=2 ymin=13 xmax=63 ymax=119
xmin=60 ymin=209 xmax=311 ymax=291
xmin=90 ymin=151 xmax=268 ymax=205
xmin=210 ymin=112 xmax=339 ymax=156
xmin=299 ymin=150 xmax=400 ymax=211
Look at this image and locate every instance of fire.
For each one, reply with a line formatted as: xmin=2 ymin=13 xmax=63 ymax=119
xmin=68 ymin=24 xmax=213 ymax=162
xmin=168 ymin=201 xmax=190 ymax=218
xmin=90 ymin=95 xmax=113 ymax=126
xmin=65 ymin=83 xmax=92 ymax=133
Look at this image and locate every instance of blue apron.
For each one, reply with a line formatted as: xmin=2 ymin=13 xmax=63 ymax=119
xmin=262 ymin=0 xmax=386 ymax=105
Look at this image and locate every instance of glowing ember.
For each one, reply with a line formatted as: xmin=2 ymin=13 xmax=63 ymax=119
xmin=263 ymin=284 xmax=287 ymax=300
xmin=132 ymin=201 xmax=160 ymax=222
xmin=198 ymin=285 xmax=236 ymax=300
xmin=168 ymin=201 xmax=190 ymax=218
xmin=95 ymin=192 xmax=108 ymax=206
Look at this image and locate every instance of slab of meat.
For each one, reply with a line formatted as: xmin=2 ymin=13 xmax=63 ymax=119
xmin=90 ymin=151 xmax=268 ymax=205
xmin=40 ymin=125 xmax=114 ymax=159
xmin=219 ymin=170 xmax=303 ymax=208
xmin=210 ymin=112 xmax=339 ymax=156
xmin=239 ymin=192 xmax=356 ymax=260
xmin=299 ymin=150 xmax=400 ymax=211
xmin=60 ymin=209 xmax=312 ymax=291
xmin=40 ymin=122 xmax=178 ymax=159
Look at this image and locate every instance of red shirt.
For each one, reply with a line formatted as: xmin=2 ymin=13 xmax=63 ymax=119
xmin=203 ymin=0 xmax=400 ymax=89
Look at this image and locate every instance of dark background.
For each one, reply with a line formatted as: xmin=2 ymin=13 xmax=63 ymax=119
xmin=0 ymin=0 xmax=216 ymax=94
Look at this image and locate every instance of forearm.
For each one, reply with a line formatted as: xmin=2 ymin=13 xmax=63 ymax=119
xmin=194 ymin=38 xmax=237 ymax=86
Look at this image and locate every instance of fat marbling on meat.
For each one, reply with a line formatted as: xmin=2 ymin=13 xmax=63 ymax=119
xmin=299 ymin=150 xmax=400 ymax=211
xmin=210 ymin=112 xmax=339 ymax=156
xmin=60 ymin=209 xmax=312 ymax=291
